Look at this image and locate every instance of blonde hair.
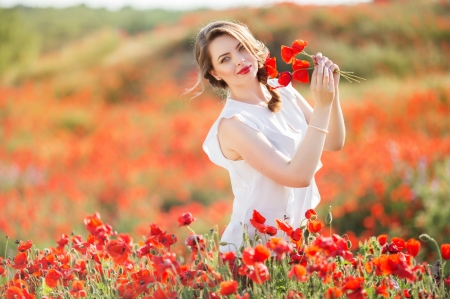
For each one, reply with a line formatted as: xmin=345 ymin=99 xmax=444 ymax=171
xmin=186 ymin=20 xmax=281 ymax=113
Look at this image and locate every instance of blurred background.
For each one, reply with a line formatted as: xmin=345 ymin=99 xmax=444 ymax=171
xmin=0 ymin=0 xmax=449 ymax=262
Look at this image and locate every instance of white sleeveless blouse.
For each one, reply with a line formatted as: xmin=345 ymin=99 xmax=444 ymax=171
xmin=203 ymin=81 xmax=322 ymax=254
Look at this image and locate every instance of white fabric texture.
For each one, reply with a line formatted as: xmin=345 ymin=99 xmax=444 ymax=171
xmin=202 ymin=80 xmax=322 ymax=255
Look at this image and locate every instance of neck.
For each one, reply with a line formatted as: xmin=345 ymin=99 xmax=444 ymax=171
xmin=228 ymin=78 xmax=269 ymax=105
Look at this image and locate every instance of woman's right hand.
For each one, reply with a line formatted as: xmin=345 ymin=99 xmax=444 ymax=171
xmin=310 ymin=57 xmax=335 ymax=108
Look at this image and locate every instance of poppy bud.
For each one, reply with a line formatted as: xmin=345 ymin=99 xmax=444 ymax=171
xmin=419 ymin=234 xmax=432 ymax=242
xmin=219 ymin=242 xmax=229 ymax=246
xmin=347 ymin=240 xmax=352 ymax=249
xmin=326 ymin=212 xmax=333 ymax=224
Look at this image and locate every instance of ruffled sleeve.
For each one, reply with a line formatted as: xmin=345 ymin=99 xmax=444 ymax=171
xmin=202 ymin=108 xmax=262 ymax=170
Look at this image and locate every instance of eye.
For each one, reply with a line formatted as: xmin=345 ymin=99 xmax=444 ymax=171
xmin=239 ymin=45 xmax=246 ymax=51
xmin=220 ymin=57 xmax=230 ymax=63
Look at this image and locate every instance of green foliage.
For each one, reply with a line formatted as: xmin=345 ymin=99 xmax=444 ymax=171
xmin=0 ymin=8 xmax=38 ymax=75
xmin=13 ymin=5 xmax=184 ymax=52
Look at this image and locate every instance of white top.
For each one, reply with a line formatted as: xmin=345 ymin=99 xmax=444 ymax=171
xmin=203 ymin=80 xmax=322 ymax=255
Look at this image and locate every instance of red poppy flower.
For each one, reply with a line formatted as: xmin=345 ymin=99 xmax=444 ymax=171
xmin=11 ymin=252 xmax=28 ymax=270
xmin=266 ymin=237 xmax=292 ymax=259
xmin=377 ymin=235 xmax=388 ymax=246
xmin=264 ymin=53 xmax=278 ymax=79
xmin=391 ymin=237 xmax=405 ymax=251
xmin=444 ymin=276 xmax=450 ymax=287
xmin=250 ymin=210 xmax=266 ymax=232
xmin=276 ymin=219 xmax=293 ymax=235
xmin=18 ymin=240 xmax=33 ymax=252
xmin=343 ymin=276 xmax=364 ymax=292
xmin=324 ymin=286 xmax=343 ymax=299
xmin=305 ymin=209 xmax=317 ymax=220
xmin=441 ymin=244 xmax=450 ymax=260
xmin=277 ymin=71 xmax=293 ymax=88
xmin=288 ymin=264 xmax=307 ymax=282
xmin=405 ymin=238 xmax=420 ymax=257
xmin=236 ymin=293 xmax=250 ymax=299
xmin=221 ymin=251 xmax=236 ymax=264
xmin=178 ymin=212 xmax=196 ymax=227
xmin=307 ymin=220 xmax=324 ymax=233
xmin=148 ymin=223 xmax=163 ymax=236
xmin=375 ymin=281 xmax=389 ymax=298
xmin=70 ymin=280 xmax=87 ymax=298
xmin=45 ymin=269 xmax=62 ymax=288
xmin=293 ymin=69 xmax=309 ymax=83
xmin=281 ymin=40 xmax=308 ymax=64
xmin=206 ymin=292 xmax=221 ymax=299
xmin=291 ymin=39 xmax=308 ymax=54
xmin=219 ymin=280 xmax=238 ymax=295
xmin=265 ymin=225 xmax=278 ymax=236
xmin=248 ymin=262 xmax=270 ymax=284
xmin=106 ymin=239 xmax=132 ymax=264
xmin=252 ymin=244 xmax=269 ymax=261
xmin=403 ymin=289 xmax=412 ymax=298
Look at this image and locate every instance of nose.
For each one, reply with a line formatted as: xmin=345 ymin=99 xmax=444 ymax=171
xmin=235 ymin=55 xmax=246 ymax=66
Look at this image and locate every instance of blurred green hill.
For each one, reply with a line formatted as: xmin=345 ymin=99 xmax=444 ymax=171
xmin=0 ymin=0 xmax=449 ymax=87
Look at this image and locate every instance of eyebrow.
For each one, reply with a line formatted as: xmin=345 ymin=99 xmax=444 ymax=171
xmin=217 ymin=42 xmax=242 ymax=62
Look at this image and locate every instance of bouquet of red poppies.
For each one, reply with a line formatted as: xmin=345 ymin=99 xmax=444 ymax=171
xmin=265 ymin=39 xmax=365 ymax=89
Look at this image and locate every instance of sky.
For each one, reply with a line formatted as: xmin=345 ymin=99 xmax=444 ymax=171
xmin=0 ymin=0 xmax=371 ymax=10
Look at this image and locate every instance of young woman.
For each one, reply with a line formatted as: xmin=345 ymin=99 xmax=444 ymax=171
xmin=190 ymin=20 xmax=345 ymax=256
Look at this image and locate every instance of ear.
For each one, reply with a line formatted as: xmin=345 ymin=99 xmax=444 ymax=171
xmin=209 ymin=70 xmax=221 ymax=81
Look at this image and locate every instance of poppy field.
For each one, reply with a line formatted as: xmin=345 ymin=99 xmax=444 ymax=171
xmin=1 ymin=0 xmax=450 ymax=297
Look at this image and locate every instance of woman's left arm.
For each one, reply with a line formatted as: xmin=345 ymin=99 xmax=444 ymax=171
xmin=294 ymin=52 xmax=345 ymax=151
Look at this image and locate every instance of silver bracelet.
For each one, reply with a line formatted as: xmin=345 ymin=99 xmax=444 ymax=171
xmin=309 ymin=124 xmax=329 ymax=134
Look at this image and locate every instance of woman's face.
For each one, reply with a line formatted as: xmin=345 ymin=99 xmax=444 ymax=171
xmin=208 ymin=34 xmax=259 ymax=88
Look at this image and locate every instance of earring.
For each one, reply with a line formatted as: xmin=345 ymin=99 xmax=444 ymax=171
xmin=216 ymin=77 xmax=221 ymax=81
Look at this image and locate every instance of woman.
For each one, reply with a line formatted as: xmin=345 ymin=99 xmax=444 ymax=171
xmin=190 ymin=20 xmax=345 ymax=257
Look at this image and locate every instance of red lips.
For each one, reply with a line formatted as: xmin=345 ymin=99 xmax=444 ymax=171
xmin=238 ymin=65 xmax=251 ymax=75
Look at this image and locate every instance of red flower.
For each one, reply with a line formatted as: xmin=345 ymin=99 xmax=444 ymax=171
xmin=288 ymin=264 xmax=307 ymax=282
xmin=276 ymin=219 xmax=293 ymax=235
xmin=219 ymin=280 xmax=238 ymax=295
xmin=292 ymin=59 xmax=311 ymax=83
xmin=221 ymin=251 xmax=236 ymax=264
xmin=324 ymin=286 xmax=344 ymax=299
xmin=266 ymin=237 xmax=292 ymax=259
xmin=377 ymin=235 xmax=388 ymax=246
xmin=277 ymin=71 xmax=293 ymax=88
xmin=441 ymin=244 xmax=450 ymax=260
xmin=307 ymin=220 xmax=324 ymax=233
xmin=264 ymin=53 xmax=278 ymax=79
xmin=106 ymin=239 xmax=132 ymax=264
xmin=249 ymin=210 xmax=278 ymax=236
xmin=375 ymin=280 xmax=389 ymax=298
xmin=45 ymin=269 xmax=62 ymax=288
xmin=281 ymin=39 xmax=308 ymax=64
xmin=236 ymin=293 xmax=250 ymax=299
xmin=11 ymin=252 xmax=28 ymax=270
xmin=242 ymin=244 xmax=270 ymax=265
xmin=391 ymin=237 xmax=405 ymax=251
xmin=18 ymin=240 xmax=33 ymax=252
xmin=249 ymin=262 xmax=270 ymax=284
xmin=405 ymin=238 xmax=420 ymax=257
xmin=444 ymin=276 xmax=450 ymax=287
xmin=305 ymin=209 xmax=317 ymax=220
xmin=206 ymin=292 xmax=221 ymax=299
xmin=343 ymin=276 xmax=364 ymax=291
xmin=70 ymin=280 xmax=87 ymax=298
xmin=178 ymin=212 xmax=196 ymax=227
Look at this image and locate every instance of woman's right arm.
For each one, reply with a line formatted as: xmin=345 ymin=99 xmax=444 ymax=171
xmin=218 ymin=60 xmax=335 ymax=188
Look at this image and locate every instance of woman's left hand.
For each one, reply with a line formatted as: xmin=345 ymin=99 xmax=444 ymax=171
xmin=312 ymin=52 xmax=340 ymax=91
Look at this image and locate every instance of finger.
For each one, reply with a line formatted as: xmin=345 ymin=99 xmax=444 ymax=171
xmin=317 ymin=60 xmax=324 ymax=87
xmin=311 ymin=65 xmax=317 ymax=86
xmin=325 ymin=60 xmax=333 ymax=68
xmin=312 ymin=55 xmax=316 ymax=65
xmin=329 ymin=64 xmax=338 ymax=73
xmin=322 ymin=65 xmax=329 ymax=87
xmin=315 ymin=52 xmax=323 ymax=63
xmin=328 ymin=68 xmax=334 ymax=91
xmin=321 ymin=56 xmax=329 ymax=65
